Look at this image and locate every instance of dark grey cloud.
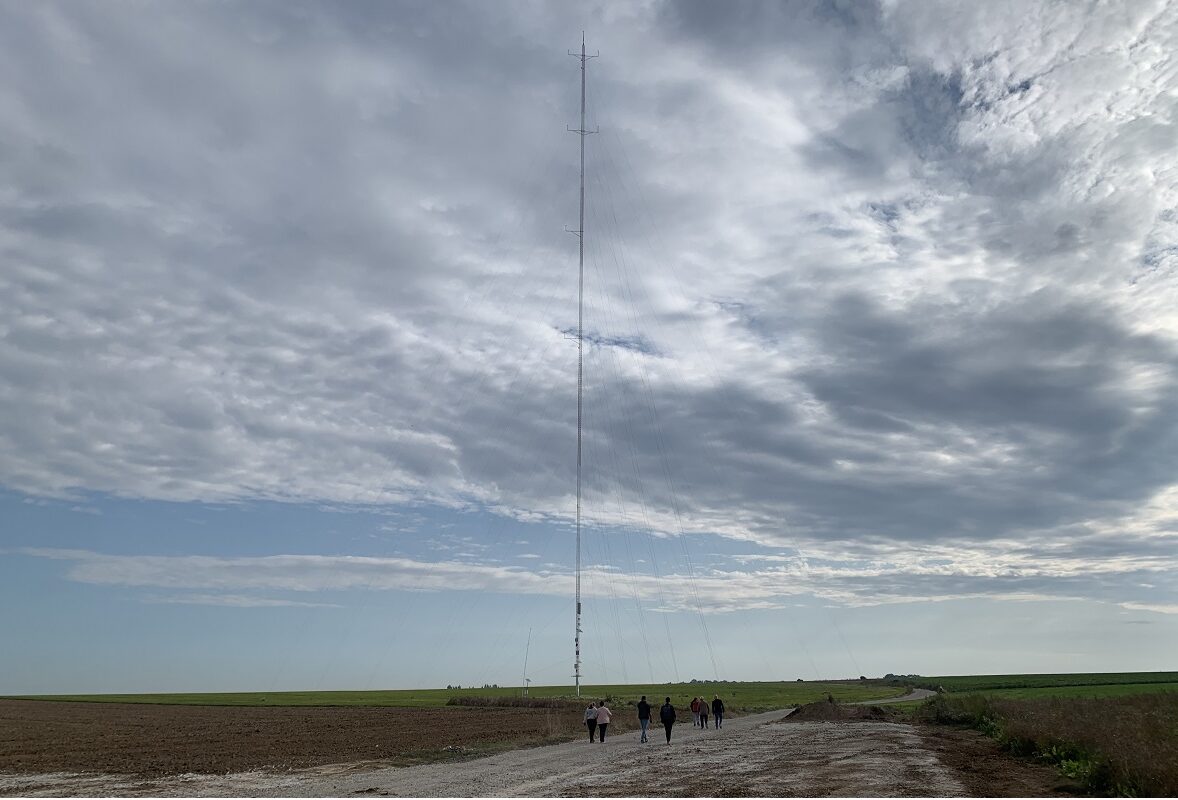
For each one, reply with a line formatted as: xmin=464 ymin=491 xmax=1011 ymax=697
xmin=659 ymin=0 xmax=895 ymax=74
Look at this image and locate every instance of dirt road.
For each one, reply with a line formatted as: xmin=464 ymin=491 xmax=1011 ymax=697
xmin=852 ymin=687 xmax=937 ymax=704
xmin=338 ymin=712 xmax=970 ymax=798
xmin=2 ymin=709 xmax=970 ymax=797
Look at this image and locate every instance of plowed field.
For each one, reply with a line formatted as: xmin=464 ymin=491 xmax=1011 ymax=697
xmin=0 ymin=699 xmax=588 ymax=776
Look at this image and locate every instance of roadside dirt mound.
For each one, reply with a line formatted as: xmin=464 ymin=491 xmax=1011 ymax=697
xmin=783 ymin=700 xmax=905 ymax=722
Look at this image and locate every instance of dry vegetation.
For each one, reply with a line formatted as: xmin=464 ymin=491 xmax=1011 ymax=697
xmin=446 ymin=695 xmax=584 ymax=709
xmin=918 ymin=692 xmax=1178 ymax=796
xmin=446 ymin=695 xmax=640 ymax=738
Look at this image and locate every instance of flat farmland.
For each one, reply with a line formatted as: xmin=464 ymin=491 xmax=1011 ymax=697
xmin=953 ymin=681 xmax=1178 ymax=700
xmin=0 ymin=682 xmax=902 ymax=780
xmin=9 ymin=680 xmax=904 ymax=710
xmin=0 ymin=699 xmax=588 ymax=777
xmin=5 ymin=674 xmax=1167 ymax=796
xmin=0 ymin=701 xmax=1081 ymax=798
xmin=915 ymin=671 xmax=1178 ymax=693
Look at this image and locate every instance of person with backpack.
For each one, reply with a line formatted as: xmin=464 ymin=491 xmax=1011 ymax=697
xmin=711 ymin=695 xmax=725 ymax=729
xmin=595 ymin=700 xmax=612 ymax=742
xmin=584 ymin=702 xmax=598 ymax=742
xmin=636 ymin=695 xmax=651 ymax=743
xmin=699 ymin=696 xmax=709 ymax=729
xmin=659 ymin=697 xmax=676 ymax=744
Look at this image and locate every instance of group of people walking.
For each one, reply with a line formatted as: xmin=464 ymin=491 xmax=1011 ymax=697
xmin=691 ymin=695 xmax=724 ymax=729
xmin=583 ymin=694 xmax=725 ymax=745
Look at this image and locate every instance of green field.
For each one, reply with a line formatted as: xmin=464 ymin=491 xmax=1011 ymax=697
xmin=883 ymin=681 xmax=1178 ymax=713
xmin=863 ymin=671 xmax=1178 ymax=708
xmin=912 ymin=671 xmax=1178 ymax=693
xmin=9 ymin=680 xmax=905 ymax=710
xmin=958 ymin=681 xmax=1178 ymax=700
xmin=18 ymin=672 xmax=1175 ymax=709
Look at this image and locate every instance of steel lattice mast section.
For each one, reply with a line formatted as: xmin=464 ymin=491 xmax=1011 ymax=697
xmin=567 ymin=34 xmax=596 ymax=699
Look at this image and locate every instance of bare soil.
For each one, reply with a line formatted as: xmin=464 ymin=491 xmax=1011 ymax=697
xmin=0 ymin=700 xmax=1082 ymax=797
xmin=914 ymin=725 xmax=1083 ymax=798
xmin=785 ymin=699 xmax=908 ymax=722
xmin=0 ymin=699 xmax=585 ymax=776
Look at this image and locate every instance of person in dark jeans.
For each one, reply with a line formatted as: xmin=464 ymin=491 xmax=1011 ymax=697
xmin=711 ymin=695 xmax=725 ymax=728
xmin=636 ymin=695 xmax=652 ymax=742
xmin=584 ymin=702 xmax=598 ymax=742
xmin=659 ymin=697 xmax=676 ymax=744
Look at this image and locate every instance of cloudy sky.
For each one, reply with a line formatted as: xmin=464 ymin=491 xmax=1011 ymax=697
xmin=2 ymin=0 xmax=1177 ymax=694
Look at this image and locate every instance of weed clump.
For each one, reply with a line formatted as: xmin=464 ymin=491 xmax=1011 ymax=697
xmin=917 ymin=692 xmax=1178 ymax=796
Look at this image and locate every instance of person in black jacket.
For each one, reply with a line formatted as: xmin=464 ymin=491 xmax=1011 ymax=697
xmin=659 ymin=697 xmax=676 ymax=744
xmin=711 ymin=695 xmax=725 ymax=728
xmin=636 ymin=695 xmax=652 ymax=743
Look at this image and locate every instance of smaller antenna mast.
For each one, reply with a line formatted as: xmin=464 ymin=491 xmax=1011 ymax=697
xmin=522 ymin=627 xmax=532 ymax=696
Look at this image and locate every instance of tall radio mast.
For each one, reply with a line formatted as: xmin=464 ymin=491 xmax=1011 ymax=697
xmin=567 ymin=34 xmax=596 ymax=698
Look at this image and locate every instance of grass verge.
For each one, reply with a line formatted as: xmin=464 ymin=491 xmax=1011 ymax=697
xmin=917 ymin=692 xmax=1178 ymax=797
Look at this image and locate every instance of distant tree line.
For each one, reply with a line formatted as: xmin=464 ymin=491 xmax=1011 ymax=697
xmin=445 ymin=684 xmax=500 ymax=689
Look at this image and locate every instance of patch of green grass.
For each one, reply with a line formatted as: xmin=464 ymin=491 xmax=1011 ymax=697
xmin=913 ymin=671 xmax=1178 ymax=693
xmin=7 ymin=680 xmax=906 ymax=710
xmin=961 ymin=682 xmax=1178 ymax=700
xmin=870 ymin=698 xmax=928 ymax=714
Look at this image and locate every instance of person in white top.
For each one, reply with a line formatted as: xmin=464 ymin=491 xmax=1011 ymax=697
xmin=584 ymin=702 xmax=598 ymax=742
xmin=594 ymin=701 xmax=613 ymax=742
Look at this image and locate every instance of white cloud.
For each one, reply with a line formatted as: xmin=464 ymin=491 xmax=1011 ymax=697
xmin=1119 ymin=602 xmax=1178 ymax=615
xmin=0 ymin=1 xmax=1177 ymax=617
xmin=145 ymin=593 xmax=341 ymax=608
xmin=23 ymin=542 xmax=1177 ymax=615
